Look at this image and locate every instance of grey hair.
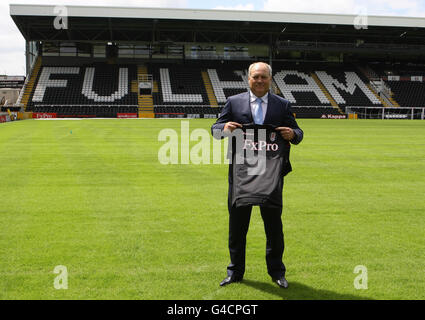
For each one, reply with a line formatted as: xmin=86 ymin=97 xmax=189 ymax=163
xmin=248 ymin=62 xmax=272 ymax=77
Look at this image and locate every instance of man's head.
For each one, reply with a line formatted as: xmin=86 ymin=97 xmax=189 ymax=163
xmin=248 ymin=62 xmax=272 ymax=98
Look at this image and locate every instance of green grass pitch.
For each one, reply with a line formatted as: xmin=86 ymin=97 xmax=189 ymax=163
xmin=0 ymin=118 xmax=424 ymax=300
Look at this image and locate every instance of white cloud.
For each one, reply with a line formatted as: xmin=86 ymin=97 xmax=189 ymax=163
xmin=214 ymin=4 xmax=255 ymax=11
xmin=0 ymin=3 xmax=26 ymax=75
xmin=368 ymin=0 xmax=425 ymax=16
xmin=263 ymin=0 xmax=425 ymax=16
xmin=6 ymin=0 xmax=188 ymax=8
xmin=264 ymin=0 xmax=356 ymax=14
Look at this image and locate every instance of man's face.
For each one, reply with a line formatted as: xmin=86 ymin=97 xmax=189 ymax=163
xmin=248 ymin=63 xmax=271 ymax=97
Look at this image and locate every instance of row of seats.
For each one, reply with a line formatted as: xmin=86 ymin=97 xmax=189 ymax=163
xmin=154 ymin=106 xmax=221 ymax=115
xmin=31 ymin=105 xmax=138 ymax=116
xmin=386 ymin=81 xmax=425 ymax=108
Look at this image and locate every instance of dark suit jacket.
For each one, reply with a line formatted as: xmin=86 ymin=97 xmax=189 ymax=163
xmin=211 ymin=91 xmax=303 ymax=176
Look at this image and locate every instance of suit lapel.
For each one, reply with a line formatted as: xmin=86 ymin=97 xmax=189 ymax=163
xmin=241 ymin=91 xmax=253 ymax=122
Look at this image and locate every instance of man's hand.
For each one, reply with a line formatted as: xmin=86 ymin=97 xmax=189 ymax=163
xmin=223 ymin=121 xmax=242 ymax=134
xmin=276 ymin=127 xmax=295 ymax=141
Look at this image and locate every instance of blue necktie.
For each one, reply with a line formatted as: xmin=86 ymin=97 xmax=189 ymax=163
xmin=254 ymin=97 xmax=263 ymax=124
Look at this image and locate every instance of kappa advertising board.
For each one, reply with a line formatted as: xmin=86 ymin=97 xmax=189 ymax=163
xmin=321 ymin=114 xmax=347 ymax=119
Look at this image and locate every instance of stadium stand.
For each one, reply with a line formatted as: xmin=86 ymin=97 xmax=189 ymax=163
xmin=8 ymin=5 xmax=425 ymax=120
xmin=207 ymin=68 xmax=248 ymax=103
xmin=385 ymin=81 xmax=425 ymax=108
xmin=26 ymin=63 xmax=138 ymax=117
xmin=316 ymin=70 xmax=381 ymax=108
xmin=149 ymin=63 xmax=208 ymax=105
xmin=365 ymin=62 xmax=425 ymax=109
xmin=20 ymin=58 xmax=395 ymax=118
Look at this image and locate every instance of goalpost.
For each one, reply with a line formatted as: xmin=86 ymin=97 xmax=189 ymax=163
xmin=346 ymin=107 xmax=425 ymax=120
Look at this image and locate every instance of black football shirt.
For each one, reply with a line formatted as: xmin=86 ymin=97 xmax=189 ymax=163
xmin=229 ymin=123 xmax=290 ymax=208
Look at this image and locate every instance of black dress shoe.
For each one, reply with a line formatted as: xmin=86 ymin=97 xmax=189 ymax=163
xmin=273 ymin=276 xmax=289 ymax=289
xmin=220 ymin=276 xmax=243 ymax=287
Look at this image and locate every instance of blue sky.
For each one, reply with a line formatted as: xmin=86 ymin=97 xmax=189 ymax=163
xmin=1 ymin=0 xmax=425 ymax=75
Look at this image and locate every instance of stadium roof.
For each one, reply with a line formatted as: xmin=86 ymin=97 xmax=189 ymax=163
xmin=10 ymin=4 xmax=425 ymax=28
xmin=9 ymin=4 xmax=425 ymax=51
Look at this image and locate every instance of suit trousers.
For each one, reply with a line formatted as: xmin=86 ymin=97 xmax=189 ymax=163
xmin=226 ymin=201 xmax=286 ymax=280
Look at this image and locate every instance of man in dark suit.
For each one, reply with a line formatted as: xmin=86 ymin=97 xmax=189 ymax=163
xmin=211 ymin=62 xmax=303 ymax=288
